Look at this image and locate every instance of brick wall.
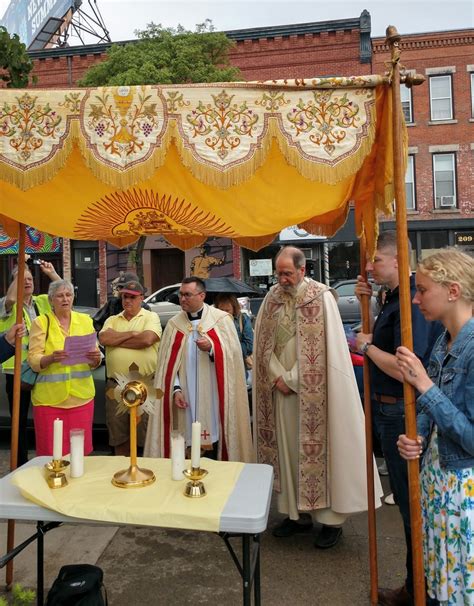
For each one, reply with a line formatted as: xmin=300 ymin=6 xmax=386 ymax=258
xmin=31 ymin=53 xmax=106 ymax=87
xmin=372 ymin=30 xmax=474 ymax=221
xmin=28 ymin=25 xmax=368 ymax=87
xmin=230 ymin=29 xmax=369 ymax=80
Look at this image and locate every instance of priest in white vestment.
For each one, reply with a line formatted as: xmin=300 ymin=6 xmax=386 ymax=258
xmin=253 ymin=246 xmax=382 ymax=548
xmin=144 ymin=277 xmax=253 ymax=462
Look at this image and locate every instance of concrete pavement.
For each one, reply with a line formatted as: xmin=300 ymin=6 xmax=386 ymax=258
xmin=0 ymin=449 xmax=407 ymax=605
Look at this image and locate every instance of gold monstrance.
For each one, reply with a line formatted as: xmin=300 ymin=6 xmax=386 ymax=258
xmin=108 ymin=365 xmax=156 ymax=488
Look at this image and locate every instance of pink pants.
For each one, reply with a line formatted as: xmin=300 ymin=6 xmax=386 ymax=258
xmin=33 ymin=400 xmax=94 ymax=457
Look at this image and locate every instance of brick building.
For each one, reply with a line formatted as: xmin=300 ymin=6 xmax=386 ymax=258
xmin=1 ymin=12 xmax=472 ymax=303
xmin=372 ymin=29 xmax=474 ymax=261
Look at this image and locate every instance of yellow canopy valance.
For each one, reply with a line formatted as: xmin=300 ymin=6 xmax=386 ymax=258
xmin=0 ymin=75 xmax=399 ymax=254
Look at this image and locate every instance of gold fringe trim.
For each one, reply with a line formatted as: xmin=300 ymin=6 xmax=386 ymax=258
xmin=0 ymin=125 xmax=76 ymax=192
xmin=170 ymin=111 xmax=376 ymax=190
xmin=164 ymin=233 xmax=207 ymax=251
xmin=0 ymin=94 xmax=379 ymax=192
xmin=171 ymin=119 xmax=274 ymax=190
xmin=299 ymin=204 xmax=351 ymax=238
xmin=234 ymin=234 xmax=278 ymax=252
xmin=273 ymin=106 xmax=377 ymax=186
xmin=75 ymin=126 xmax=173 ymax=190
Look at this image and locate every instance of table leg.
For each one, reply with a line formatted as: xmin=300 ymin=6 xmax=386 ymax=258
xmin=220 ymin=532 xmax=262 ymax=605
xmin=253 ymin=534 xmax=261 ymax=606
xmin=242 ymin=534 xmax=251 ymax=606
xmin=37 ymin=522 xmax=44 ymax=606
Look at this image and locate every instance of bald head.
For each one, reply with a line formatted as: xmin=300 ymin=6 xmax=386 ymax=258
xmin=275 ymin=246 xmax=306 ymax=270
xmin=275 ymin=246 xmax=306 ymax=292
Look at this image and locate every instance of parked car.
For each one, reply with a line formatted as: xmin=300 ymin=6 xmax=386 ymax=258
xmin=332 ymin=279 xmax=378 ymax=324
xmin=145 ymin=283 xmax=258 ymax=327
xmin=144 ymin=283 xmax=181 ymax=327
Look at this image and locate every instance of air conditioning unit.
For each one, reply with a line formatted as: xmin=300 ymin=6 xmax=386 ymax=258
xmin=439 ymin=196 xmax=456 ymax=208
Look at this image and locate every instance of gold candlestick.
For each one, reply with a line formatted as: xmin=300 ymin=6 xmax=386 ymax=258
xmin=45 ymin=459 xmax=70 ymax=489
xmin=183 ymin=466 xmax=208 ymax=498
xmin=112 ymin=380 xmax=156 ymax=488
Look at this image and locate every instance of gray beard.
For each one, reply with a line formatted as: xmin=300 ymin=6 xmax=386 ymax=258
xmin=280 ymin=284 xmax=298 ymax=298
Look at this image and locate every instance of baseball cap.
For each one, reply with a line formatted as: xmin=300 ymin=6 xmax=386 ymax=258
xmin=120 ymin=280 xmax=146 ymax=296
xmin=116 ymin=272 xmax=140 ymax=289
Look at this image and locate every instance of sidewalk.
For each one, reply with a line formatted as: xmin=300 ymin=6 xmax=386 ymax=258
xmin=0 ymin=449 xmax=407 ymax=605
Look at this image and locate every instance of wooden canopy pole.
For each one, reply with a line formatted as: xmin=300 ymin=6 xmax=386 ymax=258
xmin=386 ymin=26 xmax=425 ymax=606
xmin=359 ymin=236 xmax=378 ymax=605
xmin=5 ymin=223 xmax=26 ymax=589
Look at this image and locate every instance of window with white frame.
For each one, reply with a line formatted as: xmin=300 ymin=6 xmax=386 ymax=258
xmin=429 ymin=75 xmax=453 ymax=120
xmin=433 ymin=153 xmax=456 ymax=209
xmin=405 ymin=155 xmax=415 ymax=209
xmin=471 ymin=73 xmax=474 ymax=117
xmin=401 ymin=85 xmax=413 ymax=123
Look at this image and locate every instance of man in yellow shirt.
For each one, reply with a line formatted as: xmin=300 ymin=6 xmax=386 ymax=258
xmin=99 ymin=280 xmax=161 ymax=455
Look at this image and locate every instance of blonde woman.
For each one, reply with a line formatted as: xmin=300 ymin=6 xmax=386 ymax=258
xmin=396 ymin=249 xmax=474 ymax=606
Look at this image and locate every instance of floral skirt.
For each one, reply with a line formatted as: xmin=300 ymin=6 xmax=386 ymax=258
xmin=420 ymin=429 xmax=474 ymax=605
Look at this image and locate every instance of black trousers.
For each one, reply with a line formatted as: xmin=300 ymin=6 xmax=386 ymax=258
xmin=6 ymin=374 xmax=31 ymax=466
xmin=202 ymin=441 xmax=219 ymax=460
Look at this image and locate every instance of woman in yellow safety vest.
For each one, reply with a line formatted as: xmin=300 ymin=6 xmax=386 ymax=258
xmin=27 ymin=280 xmax=102 ymax=457
xmin=0 ymin=260 xmax=60 ymax=465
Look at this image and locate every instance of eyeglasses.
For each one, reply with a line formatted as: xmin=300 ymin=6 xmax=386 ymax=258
xmin=274 ymin=270 xmax=298 ymax=278
xmin=178 ymin=291 xmax=203 ymax=299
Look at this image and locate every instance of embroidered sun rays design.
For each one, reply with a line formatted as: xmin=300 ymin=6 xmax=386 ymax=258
xmin=74 ymin=188 xmax=237 ymax=239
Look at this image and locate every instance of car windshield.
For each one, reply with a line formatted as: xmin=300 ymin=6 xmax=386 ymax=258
xmin=334 ymin=284 xmax=355 ymax=296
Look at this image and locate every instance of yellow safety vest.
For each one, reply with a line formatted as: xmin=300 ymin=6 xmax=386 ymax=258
xmin=32 ymin=311 xmax=96 ymax=407
xmin=0 ymin=295 xmax=51 ymax=372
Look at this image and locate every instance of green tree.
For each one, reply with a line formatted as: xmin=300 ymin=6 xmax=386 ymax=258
xmin=78 ymin=19 xmax=239 ymax=86
xmin=78 ymin=20 xmax=240 ymax=283
xmin=0 ymin=26 xmax=35 ymax=88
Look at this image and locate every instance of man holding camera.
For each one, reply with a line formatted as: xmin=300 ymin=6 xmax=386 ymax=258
xmin=0 ymin=259 xmax=61 ymax=465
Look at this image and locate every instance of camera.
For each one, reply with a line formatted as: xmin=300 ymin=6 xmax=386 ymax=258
xmin=32 ymin=259 xmax=42 ymax=265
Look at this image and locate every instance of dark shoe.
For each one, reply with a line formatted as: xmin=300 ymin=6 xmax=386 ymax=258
xmin=378 ymin=585 xmax=412 ymax=606
xmin=314 ymin=525 xmax=343 ymax=549
xmin=272 ymin=517 xmax=313 ymax=538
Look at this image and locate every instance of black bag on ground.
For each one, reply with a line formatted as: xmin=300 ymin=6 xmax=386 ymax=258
xmin=46 ymin=564 xmax=107 ymax=606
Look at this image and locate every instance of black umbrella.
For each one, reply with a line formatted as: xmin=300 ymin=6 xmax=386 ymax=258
xmin=165 ymin=278 xmax=263 ymax=305
xmin=204 ymin=277 xmax=263 ymax=297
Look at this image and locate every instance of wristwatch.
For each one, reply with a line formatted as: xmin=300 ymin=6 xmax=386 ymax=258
xmin=360 ymin=342 xmax=372 ymax=355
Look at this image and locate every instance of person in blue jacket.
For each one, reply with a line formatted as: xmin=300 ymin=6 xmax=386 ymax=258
xmin=214 ymin=293 xmax=253 ymax=380
xmin=397 ymin=248 xmax=474 ymax=606
xmin=0 ymin=323 xmax=26 ymax=364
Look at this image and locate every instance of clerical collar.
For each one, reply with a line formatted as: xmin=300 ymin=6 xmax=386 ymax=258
xmin=187 ymin=307 xmax=204 ymax=321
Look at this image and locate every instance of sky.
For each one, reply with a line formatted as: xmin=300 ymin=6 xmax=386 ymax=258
xmin=0 ymin=0 xmax=473 ymax=46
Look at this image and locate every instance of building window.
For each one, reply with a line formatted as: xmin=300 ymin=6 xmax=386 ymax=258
xmin=429 ymin=75 xmax=453 ymax=120
xmin=471 ymin=73 xmax=474 ymax=117
xmin=405 ymin=155 xmax=415 ymax=210
xmin=420 ymin=231 xmax=449 ymax=260
xmin=433 ymin=153 xmax=456 ymax=209
xmin=401 ymin=85 xmax=413 ymax=123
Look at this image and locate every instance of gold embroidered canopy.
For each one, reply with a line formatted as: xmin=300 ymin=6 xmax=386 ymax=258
xmin=0 ymin=75 xmax=398 ymax=254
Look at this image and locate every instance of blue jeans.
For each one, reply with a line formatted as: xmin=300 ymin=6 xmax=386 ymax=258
xmin=372 ymin=399 xmax=440 ymax=606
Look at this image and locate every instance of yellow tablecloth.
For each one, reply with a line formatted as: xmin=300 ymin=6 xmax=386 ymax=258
xmin=12 ymin=457 xmax=244 ymax=532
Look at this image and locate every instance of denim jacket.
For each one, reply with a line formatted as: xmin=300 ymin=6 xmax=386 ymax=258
xmin=416 ymin=318 xmax=474 ymax=470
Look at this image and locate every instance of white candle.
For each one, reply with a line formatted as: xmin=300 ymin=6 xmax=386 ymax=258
xmin=170 ymin=432 xmax=185 ymax=481
xmin=70 ymin=429 xmax=84 ymax=478
xmin=53 ymin=418 xmax=63 ymax=461
xmin=191 ymin=421 xmax=201 ymax=469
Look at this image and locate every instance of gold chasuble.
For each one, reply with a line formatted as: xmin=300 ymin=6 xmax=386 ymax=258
xmin=254 ymin=278 xmax=382 ymax=515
